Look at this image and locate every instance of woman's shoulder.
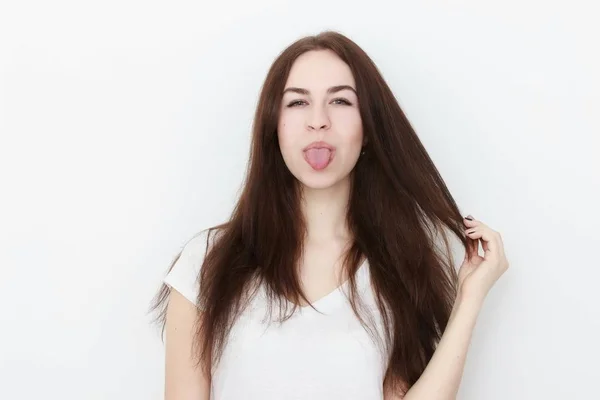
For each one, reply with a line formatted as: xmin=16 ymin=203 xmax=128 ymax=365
xmin=163 ymin=225 xmax=224 ymax=305
xmin=181 ymin=227 xmax=219 ymax=255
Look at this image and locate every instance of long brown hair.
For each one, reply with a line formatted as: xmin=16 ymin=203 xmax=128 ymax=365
xmin=149 ymin=30 xmax=470 ymax=395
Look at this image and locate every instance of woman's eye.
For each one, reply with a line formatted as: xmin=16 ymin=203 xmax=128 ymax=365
xmin=332 ymin=98 xmax=352 ymax=105
xmin=287 ymin=100 xmax=306 ymax=107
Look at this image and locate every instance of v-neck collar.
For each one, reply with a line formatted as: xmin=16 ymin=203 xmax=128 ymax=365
xmin=295 ymin=257 xmax=370 ymax=314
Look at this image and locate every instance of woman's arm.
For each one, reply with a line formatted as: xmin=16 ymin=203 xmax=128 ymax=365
xmin=164 ymin=289 xmax=211 ymax=400
xmin=389 ymin=294 xmax=483 ymax=400
xmin=386 ymin=216 xmax=508 ymax=400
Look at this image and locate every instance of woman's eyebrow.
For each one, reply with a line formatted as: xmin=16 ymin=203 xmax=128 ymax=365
xmin=282 ymin=85 xmax=357 ymax=96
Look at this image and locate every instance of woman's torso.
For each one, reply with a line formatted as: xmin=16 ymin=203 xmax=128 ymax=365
xmin=210 ymin=260 xmax=390 ymax=400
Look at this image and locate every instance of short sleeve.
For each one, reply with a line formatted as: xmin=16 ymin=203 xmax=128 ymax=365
xmin=163 ymin=230 xmax=212 ymax=307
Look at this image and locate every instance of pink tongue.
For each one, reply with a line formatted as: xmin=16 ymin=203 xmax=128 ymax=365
xmin=305 ymin=148 xmax=331 ymax=169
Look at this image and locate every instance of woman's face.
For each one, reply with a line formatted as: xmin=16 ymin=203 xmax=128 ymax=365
xmin=277 ymin=49 xmax=364 ymax=190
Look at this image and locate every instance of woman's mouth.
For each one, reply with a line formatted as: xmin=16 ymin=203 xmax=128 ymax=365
xmin=303 ymin=147 xmax=335 ymax=170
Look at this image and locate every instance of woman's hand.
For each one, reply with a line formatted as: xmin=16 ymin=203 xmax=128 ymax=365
xmin=457 ymin=215 xmax=510 ymax=303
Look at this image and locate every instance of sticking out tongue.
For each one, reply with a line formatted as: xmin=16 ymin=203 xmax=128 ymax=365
xmin=305 ymin=148 xmax=332 ymax=170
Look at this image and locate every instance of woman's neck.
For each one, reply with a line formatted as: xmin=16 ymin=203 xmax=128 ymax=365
xmin=300 ymin=176 xmax=352 ymax=243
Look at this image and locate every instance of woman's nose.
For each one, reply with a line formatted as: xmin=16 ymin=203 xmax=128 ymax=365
xmin=307 ymin=107 xmax=330 ymax=131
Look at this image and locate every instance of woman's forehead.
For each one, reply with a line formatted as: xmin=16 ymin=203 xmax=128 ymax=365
xmin=284 ymin=50 xmax=355 ymax=91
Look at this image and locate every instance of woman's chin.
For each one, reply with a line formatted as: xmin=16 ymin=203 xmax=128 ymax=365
xmin=296 ymin=172 xmax=349 ymax=191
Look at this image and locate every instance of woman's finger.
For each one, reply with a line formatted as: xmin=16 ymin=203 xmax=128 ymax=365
xmin=466 ymin=225 xmax=499 ymax=261
xmin=463 ymin=215 xmax=480 ymax=228
xmin=463 ymin=216 xmax=481 ymax=258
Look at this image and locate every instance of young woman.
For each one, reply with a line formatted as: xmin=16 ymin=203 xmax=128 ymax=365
xmin=150 ymin=30 xmax=509 ymax=400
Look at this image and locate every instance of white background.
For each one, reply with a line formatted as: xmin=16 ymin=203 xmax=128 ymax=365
xmin=1 ymin=0 xmax=599 ymax=399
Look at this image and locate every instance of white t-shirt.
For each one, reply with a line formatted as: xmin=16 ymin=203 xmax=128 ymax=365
xmin=163 ymin=230 xmax=390 ymax=400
